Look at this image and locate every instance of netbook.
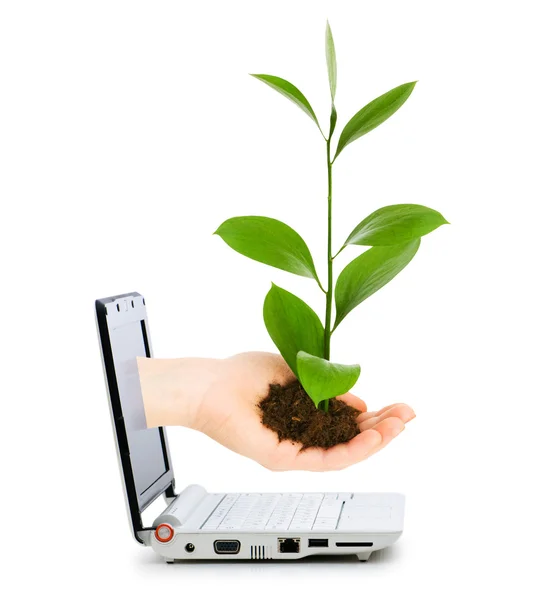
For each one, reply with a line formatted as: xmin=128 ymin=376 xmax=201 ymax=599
xmin=96 ymin=291 xmax=405 ymax=562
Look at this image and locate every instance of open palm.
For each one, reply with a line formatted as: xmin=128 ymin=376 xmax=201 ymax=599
xmin=195 ymin=352 xmax=415 ymax=472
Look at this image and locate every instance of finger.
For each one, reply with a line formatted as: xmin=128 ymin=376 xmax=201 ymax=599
xmin=337 ymin=391 xmax=367 ymax=414
xmin=365 ymin=416 xmax=406 ymax=458
xmin=358 ymin=403 xmax=414 ymax=422
xmin=323 ymin=428 xmax=383 ymax=471
xmin=360 ymin=404 xmax=415 ymax=430
xmin=356 ymin=410 xmax=377 ymax=423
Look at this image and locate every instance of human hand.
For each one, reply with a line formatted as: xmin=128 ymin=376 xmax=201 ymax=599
xmin=168 ymin=352 xmax=415 ymax=472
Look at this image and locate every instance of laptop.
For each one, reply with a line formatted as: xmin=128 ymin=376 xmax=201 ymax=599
xmin=96 ymin=291 xmax=405 ymax=562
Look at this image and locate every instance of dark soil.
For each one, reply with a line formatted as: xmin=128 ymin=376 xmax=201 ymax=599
xmin=259 ymin=380 xmax=361 ymax=449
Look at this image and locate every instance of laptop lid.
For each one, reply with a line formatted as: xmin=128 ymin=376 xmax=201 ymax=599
xmin=96 ymin=292 xmax=176 ymax=544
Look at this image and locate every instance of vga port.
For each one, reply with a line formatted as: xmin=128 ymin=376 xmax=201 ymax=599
xmin=214 ymin=540 xmax=241 ymax=554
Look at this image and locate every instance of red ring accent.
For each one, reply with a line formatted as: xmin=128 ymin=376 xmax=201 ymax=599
xmin=154 ymin=523 xmax=174 ymax=543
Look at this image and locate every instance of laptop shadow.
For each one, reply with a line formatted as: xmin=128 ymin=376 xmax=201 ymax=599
xmin=136 ymin=544 xmax=398 ymax=571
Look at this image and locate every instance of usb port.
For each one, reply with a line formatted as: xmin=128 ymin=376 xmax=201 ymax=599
xmin=308 ymin=539 xmax=329 ymax=548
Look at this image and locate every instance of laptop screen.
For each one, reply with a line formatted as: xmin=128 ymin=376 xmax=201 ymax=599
xmin=109 ymin=317 xmax=168 ymax=499
xmin=97 ymin=293 xmax=174 ymax=540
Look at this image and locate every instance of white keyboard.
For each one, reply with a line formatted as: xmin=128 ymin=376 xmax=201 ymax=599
xmin=201 ymin=493 xmax=354 ymax=532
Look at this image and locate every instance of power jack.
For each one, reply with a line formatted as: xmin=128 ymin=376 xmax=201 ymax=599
xmin=185 ymin=543 xmax=195 ymax=553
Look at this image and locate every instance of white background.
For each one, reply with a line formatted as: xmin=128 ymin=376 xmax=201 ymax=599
xmin=1 ymin=0 xmax=543 ymax=597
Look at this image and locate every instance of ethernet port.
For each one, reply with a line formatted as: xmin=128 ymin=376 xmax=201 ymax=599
xmin=278 ymin=538 xmax=301 ymax=553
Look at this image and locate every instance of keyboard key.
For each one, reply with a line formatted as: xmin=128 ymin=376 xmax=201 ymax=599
xmin=221 ymin=494 xmax=239 ymax=505
xmin=316 ymin=498 xmax=343 ymax=520
xmin=312 ymin=517 xmax=338 ymax=530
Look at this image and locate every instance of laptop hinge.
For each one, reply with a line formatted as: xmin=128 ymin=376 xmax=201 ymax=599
xmin=165 ymin=481 xmax=177 ymax=503
xmin=138 ymin=529 xmax=153 ymax=546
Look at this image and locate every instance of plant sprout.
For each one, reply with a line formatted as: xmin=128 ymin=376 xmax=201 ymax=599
xmin=215 ymin=22 xmax=448 ymax=411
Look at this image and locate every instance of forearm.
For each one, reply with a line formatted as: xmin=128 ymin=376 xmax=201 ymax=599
xmin=137 ymin=357 xmax=221 ymax=429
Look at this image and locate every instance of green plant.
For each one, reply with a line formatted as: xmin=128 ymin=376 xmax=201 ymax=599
xmin=215 ymin=22 xmax=448 ymax=411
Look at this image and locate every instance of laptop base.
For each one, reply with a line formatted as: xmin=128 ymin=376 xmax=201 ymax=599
xmin=144 ymin=485 xmax=404 ymax=562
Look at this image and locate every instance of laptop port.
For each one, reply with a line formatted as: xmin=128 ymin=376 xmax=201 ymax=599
xmin=214 ymin=540 xmax=241 ymax=554
xmin=308 ymin=539 xmax=329 ymax=548
xmin=278 ymin=538 xmax=300 ymax=553
xmin=335 ymin=542 xmax=373 ymax=547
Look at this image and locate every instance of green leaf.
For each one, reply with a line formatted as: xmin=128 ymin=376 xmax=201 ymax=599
xmin=215 ymin=216 xmax=321 ymax=284
xmin=329 ymin=103 xmax=337 ymax=137
xmin=297 ymin=351 xmax=361 ymax=408
xmin=250 ymin=74 xmax=320 ymax=128
xmin=263 ymin=284 xmax=324 ymax=376
xmin=325 ymin=21 xmax=337 ymax=100
xmin=334 ymin=82 xmax=417 ymax=159
xmin=344 ymin=204 xmax=449 ymax=247
xmin=334 ymin=239 xmax=420 ymax=329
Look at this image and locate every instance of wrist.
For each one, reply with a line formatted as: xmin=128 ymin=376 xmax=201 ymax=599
xmin=137 ymin=357 xmax=220 ymax=429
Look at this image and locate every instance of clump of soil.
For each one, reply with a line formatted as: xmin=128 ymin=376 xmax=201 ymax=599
xmin=259 ymin=380 xmax=361 ymax=449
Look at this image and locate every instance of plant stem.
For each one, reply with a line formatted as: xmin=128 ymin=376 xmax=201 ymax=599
xmin=322 ymin=135 xmax=334 ymax=413
xmin=324 ymin=138 xmax=333 ymax=360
